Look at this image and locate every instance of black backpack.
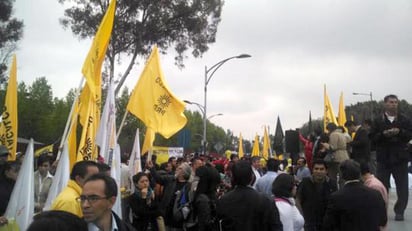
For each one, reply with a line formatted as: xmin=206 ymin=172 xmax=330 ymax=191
xmin=184 ymin=195 xmax=221 ymax=231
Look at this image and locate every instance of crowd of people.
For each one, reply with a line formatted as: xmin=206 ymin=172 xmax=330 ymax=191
xmin=0 ymin=94 xmax=410 ymax=231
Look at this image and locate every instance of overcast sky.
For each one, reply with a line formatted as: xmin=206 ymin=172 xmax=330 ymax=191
xmin=12 ymin=0 xmax=412 ymax=140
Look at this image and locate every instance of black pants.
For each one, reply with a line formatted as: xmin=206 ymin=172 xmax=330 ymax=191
xmin=377 ymin=161 xmax=409 ymax=215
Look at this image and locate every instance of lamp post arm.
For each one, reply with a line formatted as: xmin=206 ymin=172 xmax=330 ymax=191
xmin=205 ymin=56 xmax=238 ymax=85
xmin=193 ymin=103 xmax=205 ymax=115
xmin=183 ymin=100 xmax=205 ymax=115
xmin=207 ymin=113 xmax=223 ymax=120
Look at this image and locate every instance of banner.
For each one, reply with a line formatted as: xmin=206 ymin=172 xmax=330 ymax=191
xmin=151 ymin=146 xmax=184 ymax=164
xmin=0 ymin=55 xmax=18 ymax=160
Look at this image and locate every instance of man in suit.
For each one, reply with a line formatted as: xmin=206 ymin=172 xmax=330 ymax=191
xmin=217 ymin=160 xmax=282 ymax=231
xmin=345 ymin=120 xmax=371 ymax=166
xmin=80 ymin=173 xmax=135 ymax=231
xmin=370 ymin=94 xmax=412 ymax=221
xmin=323 ymin=159 xmax=387 ymax=230
xmin=251 ymin=156 xmax=262 ymax=187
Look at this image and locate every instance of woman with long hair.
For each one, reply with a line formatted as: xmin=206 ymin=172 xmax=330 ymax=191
xmin=185 ymin=166 xmax=221 ymax=231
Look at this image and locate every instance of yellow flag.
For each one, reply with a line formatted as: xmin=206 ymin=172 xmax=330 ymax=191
xmin=252 ymin=134 xmax=260 ymax=157
xmin=338 ymin=92 xmax=347 ymax=132
xmin=35 ymin=144 xmax=53 ymax=157
xmin=77 ymin=0 xmax=115 ymax=161
xmin=262 ymin=126 xmax=270 ymax=159
xmin=141 ymin=128 xmax=155 ymax=156
xmin=127 ymin=45 xmax=187 ymax=138
xmin=238 ymin=133 xmax=244 ymax=159
xmin=81 ymin=0 xmax=116 ymax=103
xmin=323 ymin=85 xmax=338 ymax=132
xmin=0 ymin=55 xmax=18 ymax=160
xmin=78 ymin=86 xmax=100 ymax=128
xmin=77 ymin=91 xmax=98 ymax=161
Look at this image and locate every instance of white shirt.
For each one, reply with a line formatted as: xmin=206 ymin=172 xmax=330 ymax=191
xmin=385 ymin=112 xmax=396 ymax=123
xmin=252 ymin=167 xmax=261 ymax=187
xmin=36 ymin=171 xmax=53 ymax=195
xmin=275 ymin=197 xmax=304 ymax=231
xmin=88 ymin=213 xmax=119 ymax=231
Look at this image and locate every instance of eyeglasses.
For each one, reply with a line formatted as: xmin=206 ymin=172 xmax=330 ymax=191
xmin=76 ymin=195 xmax=110 ymax=204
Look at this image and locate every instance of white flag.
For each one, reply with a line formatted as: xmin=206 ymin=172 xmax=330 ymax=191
xmin=128 ymin=128 xmax=141 ymax=193
xmin=5 ymin=138 xmax=35 ymax=230
xmin=44 ymin=141 xmax=70 ymax=211
xmin=96 ymin=81 xmax=116 ymax=161
xmin=96 ymin=81 xmax=122 ymax=218
xmin=110 ymin=144 xmax=122 ymax=219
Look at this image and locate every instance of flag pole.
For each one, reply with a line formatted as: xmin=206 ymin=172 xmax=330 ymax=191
xmin=56 ymin=78 xmax=84 ymax=160
xmin=116 ymin=110 xmax=128 ymax=141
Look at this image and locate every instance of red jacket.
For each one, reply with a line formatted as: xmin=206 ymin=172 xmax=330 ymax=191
xmin=299 ymin=133 xmax=314 ymax=169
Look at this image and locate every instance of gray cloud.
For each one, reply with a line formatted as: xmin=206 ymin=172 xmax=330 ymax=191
xmin=13 ymin=0 xmax=412 ymax=139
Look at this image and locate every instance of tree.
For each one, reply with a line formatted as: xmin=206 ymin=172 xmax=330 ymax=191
xmin=0 ymin=0 xmax=24 ymax=82
xmin=19 ymin=77 xmax=56 ymax=143
xmin=116 ymin=86 xmax=145 ymax=153
xmin=58 ymin=0 xmax=223 ymax=93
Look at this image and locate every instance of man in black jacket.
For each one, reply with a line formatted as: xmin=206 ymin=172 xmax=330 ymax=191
xmin=323 ymin=160 xmax=387 ymax=230
xmin=370 ymin=94 xmax=412 ymax=221
xmin=147 ymin=160 xmax=192 ymax=229
xmin=80 ymin=173 xmax=135 ymax=231
xmin=217 ymin=160 xmax=283 ymax=231
xmin=296 ymin=159 xmax=337 ymax=231
xmin=345 ymin=120 xmax=371 ymax=165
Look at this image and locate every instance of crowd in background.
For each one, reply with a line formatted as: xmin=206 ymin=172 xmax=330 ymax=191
xmin=0 ymin=94 xmax=410 ymax=230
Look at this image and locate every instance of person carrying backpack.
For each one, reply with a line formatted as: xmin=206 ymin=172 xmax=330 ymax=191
xmin=147 ymin=161 xmax=192 ymax=230
xmin=183 ymin=165 xmax=221 ymax=231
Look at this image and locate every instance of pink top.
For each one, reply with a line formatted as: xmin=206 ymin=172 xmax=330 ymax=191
xmin=364 ymin=175 xmax=388 ymax=206
xmin=363 ymin=174 xmax=388 ymax=231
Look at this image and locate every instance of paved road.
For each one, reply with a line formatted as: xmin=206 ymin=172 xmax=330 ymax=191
xmin=387 ymin=188 xmax=412 ymax=230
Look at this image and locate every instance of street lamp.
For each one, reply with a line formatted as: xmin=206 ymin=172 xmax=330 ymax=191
xmin=353 ymin=92 xmax=373 ymax=120
xmin=203 ymin=54 xmax=251 ymax=154
xmin=207 ymin=113 xmax=223 ymax=120
xmin=184 ymin=99 xmax=223 ymax=153
xmin=183 ymin=100 xmax=205 ymax=115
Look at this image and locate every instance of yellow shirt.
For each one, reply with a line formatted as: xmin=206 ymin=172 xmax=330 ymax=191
xmin=50 ymin=180 xmax=83 ymax=217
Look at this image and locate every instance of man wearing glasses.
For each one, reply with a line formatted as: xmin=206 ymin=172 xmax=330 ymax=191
xmin=80 ymin=173 xmax=135 ymax=231
xmin=51 ymin=160 xmax=99 ymax=217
